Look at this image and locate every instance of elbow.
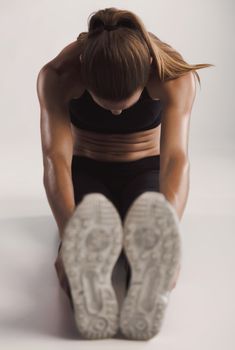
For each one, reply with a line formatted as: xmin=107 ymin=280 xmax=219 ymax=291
xmin=176 ymin=156 xmax=190 ymax=172
xmin=173 ymin=156 xmax=190 ymax=176
xmin=42 ymin=154 xmax=71 ymax=186
xmin=165 ymin=154 xmax=190 ymax=171
xmin=160 ymin=154 xmax=190 ymax=182
xmin=170 ymin=153 xmax=190 ymax=165
xmin=42 ymin=152 xmax=71 ymax=170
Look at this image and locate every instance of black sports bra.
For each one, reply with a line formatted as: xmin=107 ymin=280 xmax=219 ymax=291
xmin=68 ymin=86 xmax=163 ymax=134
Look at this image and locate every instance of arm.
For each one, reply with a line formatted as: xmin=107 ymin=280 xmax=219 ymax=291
xmin=159 ymin=71 xmax=197 ymax=220
xmin=36 ymin=65 xmax=76 ymax=239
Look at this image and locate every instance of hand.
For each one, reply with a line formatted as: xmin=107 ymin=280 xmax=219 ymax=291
xmin=54 ymin=244 xmax=68 ymax=291
xmin=170 ymin=263 xmax=181 ymax=290
xmin=59 ymin=226 xmax=67 ymax=241
xmin=54 ymin=242 xmax=74 ymax=310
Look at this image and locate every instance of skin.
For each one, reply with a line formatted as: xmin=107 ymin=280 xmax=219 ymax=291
xmin=37 ymin=35 xmax=196 ymax=291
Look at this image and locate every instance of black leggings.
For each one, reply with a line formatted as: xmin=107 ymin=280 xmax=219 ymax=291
xmin=71 ymin=154 xmax=161 ymax=222
xmin=56 ymin=154 xmax=161 ymax=308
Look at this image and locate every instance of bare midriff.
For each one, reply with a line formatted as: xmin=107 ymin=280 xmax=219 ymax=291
xmin=71 ymin=124 xmax=161 ymax=162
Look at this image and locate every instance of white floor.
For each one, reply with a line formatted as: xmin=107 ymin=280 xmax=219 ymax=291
xmin=0 ymin=151 xmax=235 ymax=350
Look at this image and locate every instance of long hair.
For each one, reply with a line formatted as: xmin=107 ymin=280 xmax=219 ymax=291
xmin=76 ymin=7 xmax=214 ymax=101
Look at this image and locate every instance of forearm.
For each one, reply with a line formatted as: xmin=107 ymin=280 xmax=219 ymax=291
xmin=159 ymin=158 xmax=190 ymax=221
xmin=43 ymin=156 xmax=76 ymax=239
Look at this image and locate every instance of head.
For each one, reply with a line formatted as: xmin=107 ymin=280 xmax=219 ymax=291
xmin=81 ymin=55 xmax=152 ymax=115
xmin=77 ymin=8 xmax=155 ymax=111
xmin=77 ymin=7 xmax=214 ymax=104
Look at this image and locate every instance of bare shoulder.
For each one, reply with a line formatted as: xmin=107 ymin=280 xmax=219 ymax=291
xmin=44 ymin=40 xmax=81 ymax=71
xmin=158 ymin=72 xmax=197 ymax=165
xmin=36 ymin=64 xmax=74 ymax=161
xmin=159 ymin=72 xmax=197 ymax=110
xmin=149 ymin=70 xmax=196 ymax=112
xmin=36 ymin=65 xmax=67 ymax=111
xmin=37 ymin=39 xmax=85 ymax=105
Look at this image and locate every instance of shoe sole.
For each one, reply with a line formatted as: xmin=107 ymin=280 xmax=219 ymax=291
xmin=120 ymin=191 xmax=182 ymax=340
xmin=61 ymin=193 xmax=123 ymax=339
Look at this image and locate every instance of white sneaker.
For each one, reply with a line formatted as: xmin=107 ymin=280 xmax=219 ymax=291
xmin=119 ymin=191 xmax=182 ymax=340
xmin=61 ymin=193 xmax=123 ymax=339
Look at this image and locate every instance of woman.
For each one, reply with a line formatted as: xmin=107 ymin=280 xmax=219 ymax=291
xmin=37 ymin=7 xmax=213 ymax=341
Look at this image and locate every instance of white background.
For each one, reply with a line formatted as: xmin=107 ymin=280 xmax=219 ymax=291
xmin=0 ymin=0 xmax=234 ymax=349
